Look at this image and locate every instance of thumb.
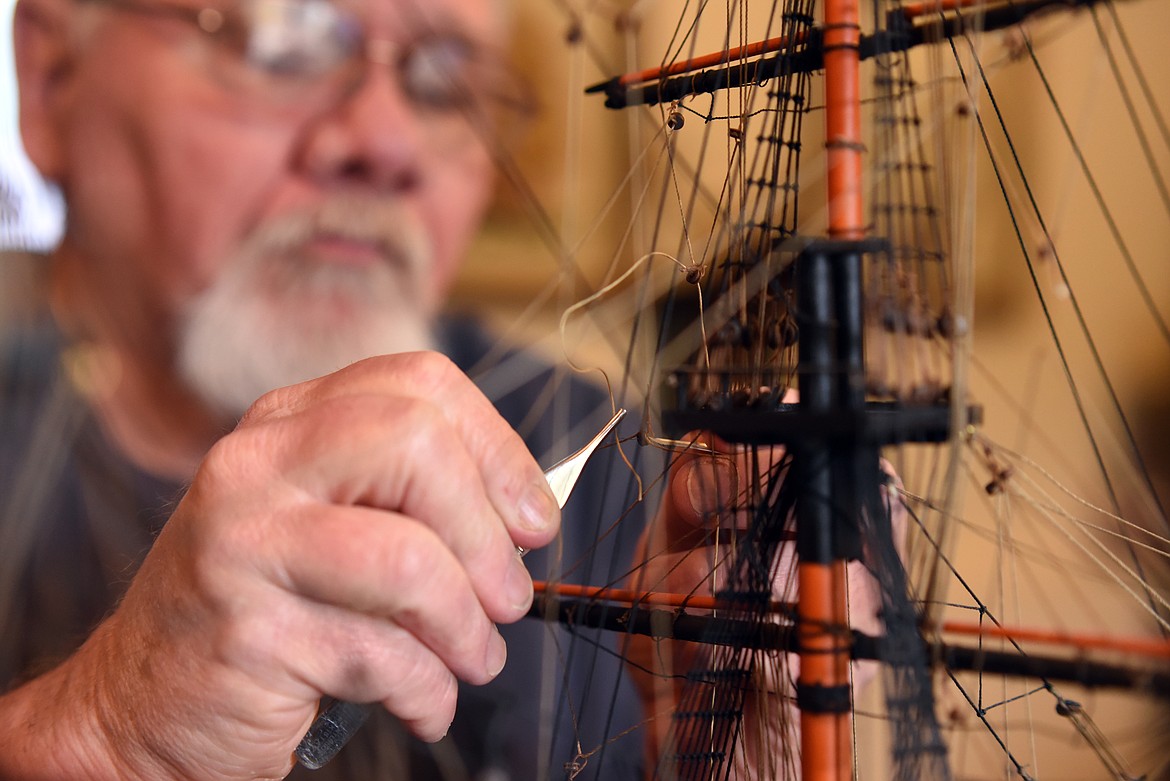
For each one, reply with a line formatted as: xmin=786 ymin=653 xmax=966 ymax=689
xmin=666 ymin=447 xmax=740 ymax=530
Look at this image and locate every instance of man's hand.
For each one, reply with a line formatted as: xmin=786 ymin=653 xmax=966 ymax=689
xmin=625 ymin=435 xmax=905 ymax=779
xmin=0 ymin=353 xmax=560 ymax=781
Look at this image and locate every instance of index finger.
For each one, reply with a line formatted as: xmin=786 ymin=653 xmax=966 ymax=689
xmin=240 ymin=352 xmax=561 ymax=551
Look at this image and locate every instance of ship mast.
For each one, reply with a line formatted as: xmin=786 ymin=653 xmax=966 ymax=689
xmin=796 ymin=0 xmax=864 ymax=775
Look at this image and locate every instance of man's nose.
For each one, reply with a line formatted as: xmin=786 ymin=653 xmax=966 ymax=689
xmin=294 ymin=61 xmax=424 ymax=192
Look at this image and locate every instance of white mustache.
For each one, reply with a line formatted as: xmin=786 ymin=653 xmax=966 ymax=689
xmin=177 ymin=196 xmax=438 ymax=418
xmin=245 ymin=196 xmax=432 ymax=275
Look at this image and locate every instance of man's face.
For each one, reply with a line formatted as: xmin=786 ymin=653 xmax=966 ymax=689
xmin=34 ymin=0 xmax=501 ymax=411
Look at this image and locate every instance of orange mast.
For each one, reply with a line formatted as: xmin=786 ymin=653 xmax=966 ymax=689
xmin=797 ymin=1 xmax=864 ymax=778
xmin=823 ymin=0 xmax=865 ymax=241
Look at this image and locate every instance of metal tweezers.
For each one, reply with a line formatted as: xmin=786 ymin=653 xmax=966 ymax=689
xmin=518 ymin=407 xmax=626 ymax=556
xmin=295 ymin=408 xmax=627 ymax=769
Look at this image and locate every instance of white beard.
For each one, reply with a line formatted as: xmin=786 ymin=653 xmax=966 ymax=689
xmin=177 ymin=197 xmax=437 ymax=418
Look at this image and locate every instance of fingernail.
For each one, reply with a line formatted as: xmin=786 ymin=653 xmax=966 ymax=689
xmin=485 ymin=626 xmax=507 ymax=677
xmin=506 ymin=554 xmax=534 ymax=612
xmin=518 ymin=482 xmax=557 ymax=532
xmin=686 ymin=458 xmax=737 ymax=515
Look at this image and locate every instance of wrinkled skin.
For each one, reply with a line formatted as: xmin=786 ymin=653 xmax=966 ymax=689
xmin=1 ymin=354 xmax=561 ymax=780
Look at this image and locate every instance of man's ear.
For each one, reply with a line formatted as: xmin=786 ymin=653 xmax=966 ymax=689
xmin=13 ymin=0 xmax=78 ymax=184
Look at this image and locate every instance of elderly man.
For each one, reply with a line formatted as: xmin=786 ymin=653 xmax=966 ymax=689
xmin=0 ymin=0 xmax=897 ymax=773
xmin=0 ymin=0 xmax=658 ymax=777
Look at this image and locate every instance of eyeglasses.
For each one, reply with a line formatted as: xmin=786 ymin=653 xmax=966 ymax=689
xmin=81 ymin=0 xmax=535 ymax=130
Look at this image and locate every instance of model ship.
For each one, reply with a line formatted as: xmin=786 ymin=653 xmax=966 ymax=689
xmin=473 ymin=0 xmax=1170 ymax=778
